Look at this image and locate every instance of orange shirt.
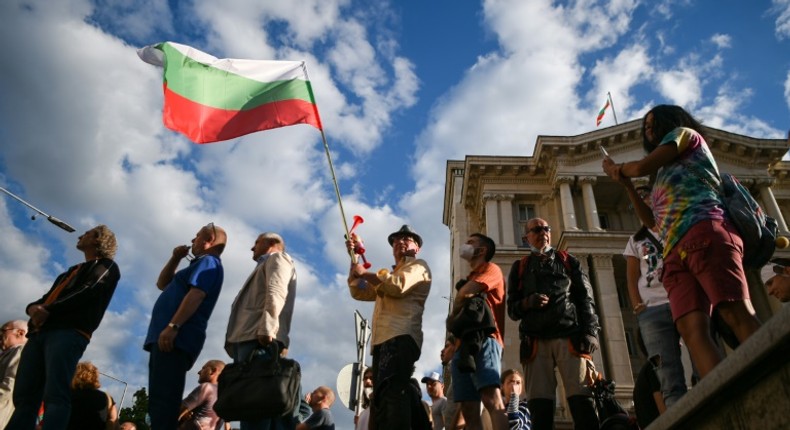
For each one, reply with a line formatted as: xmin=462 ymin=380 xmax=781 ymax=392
xmin=468 ymin=261 xmax=506 ymax=347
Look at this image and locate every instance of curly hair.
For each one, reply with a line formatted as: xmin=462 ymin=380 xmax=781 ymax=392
xmin=94 ymin=225 xmax=118 ymax=259
xmin=72 ymin=361 xmax=101 ymax=390
xmin=642 ymin=104 xmax=705 ymax=153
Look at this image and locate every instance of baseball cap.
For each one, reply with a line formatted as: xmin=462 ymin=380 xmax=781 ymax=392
xmin=421 ymin=371 xmax=441 ymax=383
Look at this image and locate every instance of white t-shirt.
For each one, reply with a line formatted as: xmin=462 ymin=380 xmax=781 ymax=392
xmin=623 ymin=230 xmax=670 ymax=307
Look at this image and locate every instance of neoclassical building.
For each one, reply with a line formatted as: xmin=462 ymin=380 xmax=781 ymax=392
xmin=442 ymin=119 xmax=789 ymax=424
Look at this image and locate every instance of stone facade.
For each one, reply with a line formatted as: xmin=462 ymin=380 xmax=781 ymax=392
xmin=442 ymin=119 xmax=790 ymax=425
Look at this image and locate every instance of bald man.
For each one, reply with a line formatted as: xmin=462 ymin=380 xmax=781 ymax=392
xmin=145 ymin=223 xmax=227 ymax=430
xmin=0 ymin=320 xmax=28 ymax=427
xmin=297 ymin=386 xmax=336 ymax=430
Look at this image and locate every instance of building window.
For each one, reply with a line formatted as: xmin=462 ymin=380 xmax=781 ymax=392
xmin=598 ymin=213 xmax=610 ymax=229
xmin=517 ymin=203 xmax=536 ymax=246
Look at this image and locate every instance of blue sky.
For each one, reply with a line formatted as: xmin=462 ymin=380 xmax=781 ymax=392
xmin=1 ymin=0 xmax=789 ymax=427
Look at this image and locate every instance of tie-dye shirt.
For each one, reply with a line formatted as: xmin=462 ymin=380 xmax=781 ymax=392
xmin=651 ymin=127 xmax=726 ymax=256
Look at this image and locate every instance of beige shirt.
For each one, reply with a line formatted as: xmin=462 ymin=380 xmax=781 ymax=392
xmin=225 ymin=251 xmax=297 ymax=353
xmin=349 ymin=256 xmax=431 ymax=349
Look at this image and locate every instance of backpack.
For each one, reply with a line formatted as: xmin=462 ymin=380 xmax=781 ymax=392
xmin=720 ymin=173 xmax=778 ymax=268
xmin=682 ymin=160 xmax=777 ymax=268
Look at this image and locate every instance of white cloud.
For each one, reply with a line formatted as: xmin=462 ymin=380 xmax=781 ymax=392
xmin=710 ymin=33 xmax=732 ymax=48
xmin=773 ymin=0 xmax=790 ymax=39
xmin=785 ymin=69 xmax=790 ymax=110
xmin=656 ymin=69 xmax=702 ymax=109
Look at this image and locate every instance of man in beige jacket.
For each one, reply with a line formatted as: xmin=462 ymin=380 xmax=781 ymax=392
xmin=225 ymin=232 xmax=298 ymax=429
xmin=347 ymin=224 xmax=432 ymax=430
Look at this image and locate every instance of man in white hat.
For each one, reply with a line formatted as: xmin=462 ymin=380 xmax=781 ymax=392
xmin=347 ymin=224 xmax=432 ymax=430
xmin=761 ymin=258 xmax=790 ymax=303
xmin=422 ymin=371 xmax=448 ymax=430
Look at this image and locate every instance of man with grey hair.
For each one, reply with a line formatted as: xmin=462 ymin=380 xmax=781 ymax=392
xmin=225 ymin=232 xmax=298 ymax=428
xmin=7 ymin=225 xmax=121 ymax=429
xmin=0 ymin=320 xmax=28 ymax=427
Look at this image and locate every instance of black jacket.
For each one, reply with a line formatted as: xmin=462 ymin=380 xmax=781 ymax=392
xmin=28 ymin=258 xmax=120 ymax=337
xmin=447 ymin=294 xmax=496 ymax=373
xmin=506 ymin=251 xmax=599 ymax=339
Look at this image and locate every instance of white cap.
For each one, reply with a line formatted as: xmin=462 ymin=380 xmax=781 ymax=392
xmin=421 ymin=371 xmax=441 ymax=383
xmin=761 ymin=263 xmax=778 ymax=285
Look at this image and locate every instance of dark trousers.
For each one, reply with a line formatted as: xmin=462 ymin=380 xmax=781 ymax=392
xmin=6 ymin=329 xmax=89 ymax=430
xmin=148 ymin=344 xmax=192 ymax=430
xmin=370 ymin=335 xmax=421 ymax=430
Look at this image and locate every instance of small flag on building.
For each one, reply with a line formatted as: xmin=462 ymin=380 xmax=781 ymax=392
xmin=596 ymin=98 xmax=610 ymax=127
xmin=138 ymin=42 xmax=322 ymax=144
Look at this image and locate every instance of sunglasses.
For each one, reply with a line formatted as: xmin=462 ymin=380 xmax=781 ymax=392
xmin=529 ymin=226 xmax=551 ymax=234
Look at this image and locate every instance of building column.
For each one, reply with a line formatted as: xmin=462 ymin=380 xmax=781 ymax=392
xmin=588 ymin=253 xmax=633 ymax=386
xmin=500 ymin=194 xmax=517 ymax=247
xmin=483 ymin=193 xmax=500 ymax=244
xmin=556 ymin=176 xmax=578 ymax=230
xmin=580 ymin=176 xmax=602 ymax=231
xmin=758 ymin=182 xmax=789 ymax=234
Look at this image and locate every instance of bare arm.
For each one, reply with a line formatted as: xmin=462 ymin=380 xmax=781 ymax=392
xmin=157 ymin=245 xmax=190 ymax=290
xmin=157 ymin=288 xmax=207 ymax=352
xmin=626 ymin=255 xmax=645 ymax=314
xmin=453 ymin=280 xmax=484 ymax=313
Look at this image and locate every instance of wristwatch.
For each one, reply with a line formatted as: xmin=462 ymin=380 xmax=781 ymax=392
xmin=168 ymin=322 xmax=180 ymax=330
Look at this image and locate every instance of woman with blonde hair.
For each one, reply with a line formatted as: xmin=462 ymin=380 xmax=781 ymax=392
xmin=67 ymin=361 xmax=118 ymax=430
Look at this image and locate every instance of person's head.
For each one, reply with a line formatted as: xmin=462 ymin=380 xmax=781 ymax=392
xmin=1 ymin=320 xmax=27 ymax=350
xmin=251 ymin=232 xmax=285 ymax=261
xmin=387 ymin=225 xmax=423 ymax=261
xmin=441 ymin=335 xmax=457 ymax=366
xmin=191 ymin=222 xmax=227 ymax=257
xmin=197 ymin=359 xmax=225 ymax=384
xmin=461 ymin=233 xmax=496 ymax=263
xmin=72 ymin=361 xmax=101 ymax=390
xmin=119 ymin=422 xmax=137 ymax=430
xmin=308 ymin=386 xmax=335 ymax=410
xmin=524 ymin=218 xmax=551 ymax=251
xmin=77 ymin=225 xmax=117 ymax=260
xmin=761 ymin=259 xmax=790 ymax=302
xmin=500 ymin=368 xmax=523 ymax=398
xmin=642 ymin=105 xmax=704 ymax=152
xmin=362 ymin=368 xmax=374 ymax=388
xmin=421 ymin=372 xmax=444 ymax=399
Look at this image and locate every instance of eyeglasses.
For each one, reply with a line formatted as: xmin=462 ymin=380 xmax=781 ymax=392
xmin=529 ymin=226 xmax=551 ymax=234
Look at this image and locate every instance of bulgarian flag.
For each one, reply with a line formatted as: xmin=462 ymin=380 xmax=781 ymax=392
xmin=138 ymin=42 xmax=323 ymax=144
xmin=596 ymin=98 xmax=610 ymax=127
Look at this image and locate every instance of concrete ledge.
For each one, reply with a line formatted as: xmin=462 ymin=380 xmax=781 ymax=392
xmin=647 ymin=304 xmax=790 ymax=430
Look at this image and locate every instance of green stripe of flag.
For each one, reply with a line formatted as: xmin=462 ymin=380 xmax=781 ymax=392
xmin=159 ymin=43 xmax=316 ymax=111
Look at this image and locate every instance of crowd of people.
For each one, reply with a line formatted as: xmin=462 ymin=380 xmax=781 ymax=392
xmin=1 ymin=104 xmax=787 ymax=430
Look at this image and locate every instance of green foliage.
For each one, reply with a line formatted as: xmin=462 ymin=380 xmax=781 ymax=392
xmin=118 ymin=387 xmax=149 ymax=430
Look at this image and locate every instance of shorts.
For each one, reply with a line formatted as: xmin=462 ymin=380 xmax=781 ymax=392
xmin=662 ymin=219 xmax=749 ymax=320
xmin=451 ymin=337 xmax=502 ymax=402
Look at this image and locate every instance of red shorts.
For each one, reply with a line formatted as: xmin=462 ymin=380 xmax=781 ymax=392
xmin=662 ymin=219 xmax=750 ymax=320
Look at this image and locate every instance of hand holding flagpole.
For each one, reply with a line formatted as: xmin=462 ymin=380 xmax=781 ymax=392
xmin=0 ymin=186 xmax=75 ymax=232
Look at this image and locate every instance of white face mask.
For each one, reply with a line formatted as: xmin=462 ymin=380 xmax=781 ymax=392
xmin=460 ymin=243 xmax=476 ymax=260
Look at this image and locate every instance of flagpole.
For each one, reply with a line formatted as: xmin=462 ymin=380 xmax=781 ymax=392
xmin=302 ymin=63 xmax=356 ymax=263
xmin=608 ymin=92 xmax=619 ymax=125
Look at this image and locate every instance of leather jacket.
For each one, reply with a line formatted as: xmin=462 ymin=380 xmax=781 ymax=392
xmin=506 ymin=250 xmax=599 ymax=339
